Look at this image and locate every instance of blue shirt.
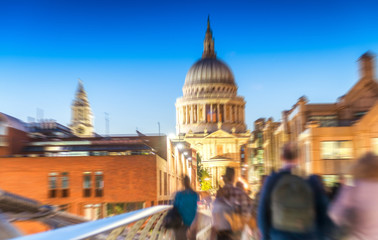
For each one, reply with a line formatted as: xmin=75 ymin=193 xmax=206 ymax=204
xmin=174 ymin=189 xmax=199 ymax=226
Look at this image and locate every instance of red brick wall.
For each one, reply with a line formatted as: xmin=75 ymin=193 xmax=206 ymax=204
xmin=8 ymin=127 xmax=29 ymax=155
xmin=0 ymin=127 xmax=29 ymax=157
xmin=0 ymin=155 xmax=159 ymax=216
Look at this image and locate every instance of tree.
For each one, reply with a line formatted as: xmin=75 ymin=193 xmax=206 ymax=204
xmin=197 ymin=153 xmax=212 ymax=191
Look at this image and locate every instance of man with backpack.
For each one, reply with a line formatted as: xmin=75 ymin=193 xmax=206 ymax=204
xmin=257 ymin=142 xmax=328 ymax=240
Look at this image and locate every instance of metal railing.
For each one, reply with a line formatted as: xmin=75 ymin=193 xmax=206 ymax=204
xmin=12 ymin=206 xmax=212 ymax=240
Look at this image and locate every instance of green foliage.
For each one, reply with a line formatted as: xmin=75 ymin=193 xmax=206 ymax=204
xmin=197 ymin=153 xmax=212 ymax=191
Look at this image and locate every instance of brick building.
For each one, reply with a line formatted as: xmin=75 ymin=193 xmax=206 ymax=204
xmin=0 ymin=81 xmax=196 ymax=234
xmin=251 ymin=52 xmax=378 ymax=185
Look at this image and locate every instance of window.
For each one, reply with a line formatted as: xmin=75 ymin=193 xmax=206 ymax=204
xmin=164 ymin=172 xmax=167 ymax=196
xmin=168 ymin=174 xmax=170 ymax=196
xmin=61 ymin=172 xmax=69 ymax=197
xmin=0 ymin=121 xmax=6 ymax=147
xmin=84 ymin=204 xmax=102 ymax=220
xmin=159 ymin=170 xmax=162 ymax=196
xmin=0 ymin=122 xmax=5 ymax=135
xmin=83 ymin=172 xmax=92 ymax=197
xmin=372 ymin=138 xmax=378 ymax=155
xmin=48 ymin=172 xmax=58 ymax=198
xmin=95 ymin=171 xmax=104 ymax=197
xmin=309 ymin=115 xmax=338 ymax=127
xmin=321 ymin=141 xmax=353 ymax=159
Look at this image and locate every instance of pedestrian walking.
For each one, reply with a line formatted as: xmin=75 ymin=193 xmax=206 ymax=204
xmin=221 ymin=167 xmax=251 ymax=240
xmin=329 ymin=152 xmax=378 ymax=240
xmin=211 ymin=187 xmax=234 ymax=240
xmin=257 ymin=142 xmax=329 ymax=240
xmin=173 ymin=175 xmax=199 ymax=240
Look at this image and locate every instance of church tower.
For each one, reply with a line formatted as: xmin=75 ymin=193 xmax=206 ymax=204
xmin=70 ymin=80 xmax=94 ymax=137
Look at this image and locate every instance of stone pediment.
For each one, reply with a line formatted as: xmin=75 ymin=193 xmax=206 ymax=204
xmin=204 ymin=129 xmax=236 ymax=139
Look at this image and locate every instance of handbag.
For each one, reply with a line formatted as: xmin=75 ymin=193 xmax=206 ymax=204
xmin=163 ymin=207 xmax=183 ymax=229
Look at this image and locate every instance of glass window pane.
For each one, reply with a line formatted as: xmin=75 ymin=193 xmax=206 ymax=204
xmin=339 ymin=141 xmax=352 ymax=159
xmin=83 ymin=173 xmax=91 ymax=188
xmin=321 ymin=141 xmax=352 ymax=159
xmin=61 ymin=172 xmax=69 ymax=189
xmin=321 ymin=142 xmax=335 ymax=159
xmin=48 ymin=172 xmax=58 ymax=189
xmin=95 ymin=174 xmax=103 ymax=188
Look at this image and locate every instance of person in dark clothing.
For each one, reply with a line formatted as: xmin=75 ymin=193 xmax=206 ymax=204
xmin=308 ymin=175 xmax=336 ymax=240
xmin=329 ymin=175 xmax=345 ymax=201
xmin=257 ymin=142 xmax=329 ymax=240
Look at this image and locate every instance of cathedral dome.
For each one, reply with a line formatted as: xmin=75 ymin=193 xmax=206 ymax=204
xmin=175 ymin=17 xmax=246 ymax=135
xmin=184 ymin=58 xmax=235 ymax=86
xmin=182 ymin=18 xmax=237 ymax=98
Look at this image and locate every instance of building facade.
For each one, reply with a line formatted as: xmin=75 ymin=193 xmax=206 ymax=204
xmin=0 ymin=82 xmax=196 ymax=234
xmin=257 ymin=52 xmax=378 ymax=185
xmin=175 ymin=18 xmax=251 ymax=187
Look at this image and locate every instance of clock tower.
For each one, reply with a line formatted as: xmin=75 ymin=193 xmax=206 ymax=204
xmin=70 ymin=80 xmax=94 ymax=137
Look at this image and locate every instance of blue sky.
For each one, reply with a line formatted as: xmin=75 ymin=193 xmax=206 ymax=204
xmin=1 ymin=0 xmax=378 ymax=134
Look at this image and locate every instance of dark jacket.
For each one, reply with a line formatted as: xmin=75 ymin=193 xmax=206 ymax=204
xmin=257 ymin=168 xmax=330 ymax=240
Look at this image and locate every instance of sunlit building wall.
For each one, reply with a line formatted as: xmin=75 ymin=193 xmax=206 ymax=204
xmin=260 ymin=52 xmax=378 ymax=184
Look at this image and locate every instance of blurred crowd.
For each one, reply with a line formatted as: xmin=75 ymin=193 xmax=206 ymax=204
xmin=168 ymin=142 xmax=378 ymax=240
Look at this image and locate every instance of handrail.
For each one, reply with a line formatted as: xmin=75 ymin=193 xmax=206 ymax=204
xmin=11 ymin=205 xmax=172 ymax=240
xmin=11 ymin=205 xmax=214 ymax=240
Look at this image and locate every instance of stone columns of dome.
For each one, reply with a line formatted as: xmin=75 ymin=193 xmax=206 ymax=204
xmin=193 ymin=104 xmax=196 ymax=123
xmin=205 ymin=104 xmax=208 ymax=123
xmin=217 ymin=104 xmax=220 ymax=123
xmin=183 ymin=106 xmax=186 ymax=124
xmin=182 ymin=106 xmax=185 ymax=124
xmin=225 ymin=105 xmax=229 ymax=123
xmin=242 ymin=106 xmax=245 ymax=123
xmin=190 ymin=105 xmax=193 ymax=124
xmin=210 ymin=104 xmax=213 ymax=123
xmin=194 ymin=104 xmax=197 ymax=123
xmin=203 ymin=104 xmax=207 ymax=123
xmin=235 ymin=105 xmax=238 ymax=123
xmin=231 ymin=105 xmax=235 ymax=123
xmin=223 ymin=104 xmax=226 ymax=123
xmin=236 ymin=105 xmax=240 ymax=123
xmin=197 ymin=104 xmax=202 ymax=123
xmin=223 ymin=105 xmax=226 ymax=123
xmin=186 ymin=106 xmax=189 ymax=124
xmin=240 ymin=106 xmax=243 ymax=123
xmin=234 ymin=105 xmax=237 ymax=123
xmin=239 ymin=105 xmax=242 ymax=123
xmin=241 ymin=105 xmax=244 ymax=123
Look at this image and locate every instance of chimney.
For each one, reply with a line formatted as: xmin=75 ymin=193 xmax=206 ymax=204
xmin=359 ymin=51 xmax=375 ymax=80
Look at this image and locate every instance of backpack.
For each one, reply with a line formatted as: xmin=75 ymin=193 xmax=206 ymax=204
xmin=163 ymin=207 xmax=183 ymax=229
xmin=271 ymin=173 xmax=315 ymax=233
